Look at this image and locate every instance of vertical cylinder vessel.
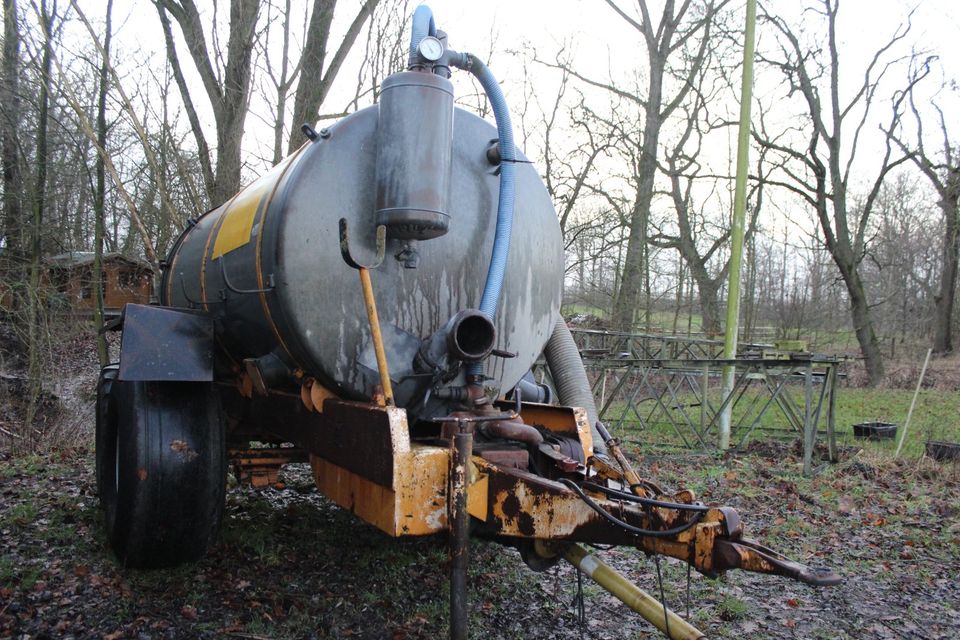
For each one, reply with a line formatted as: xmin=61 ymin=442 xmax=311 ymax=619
xmin=375 ymin=71 xmax=454 ymax=240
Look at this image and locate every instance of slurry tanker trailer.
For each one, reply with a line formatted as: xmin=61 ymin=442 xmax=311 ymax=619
xmin=96 ymin=6 xmax=840 ymax=638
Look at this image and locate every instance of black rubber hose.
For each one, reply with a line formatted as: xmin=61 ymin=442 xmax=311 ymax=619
xmin=543 ymin=313 xmax=607 ymax=456
xmin=559 ymin=479 xmax=703 ymax=538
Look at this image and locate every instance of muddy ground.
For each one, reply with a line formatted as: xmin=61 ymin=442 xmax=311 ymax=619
xmin=1 ymin=327 xmax=959 ymax=638
xmin=1 ymin=440 xmax=958 ymax=640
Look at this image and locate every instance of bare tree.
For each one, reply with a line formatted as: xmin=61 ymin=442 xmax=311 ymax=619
xmin=286 ymin=0 xmax=380 ymax=154
xmin=887 ymin=59 xmax=960 ymax=353
xmin=23 ymin=0 xmax=57 ymax=440
xmin=567 ymin=0 xmax=727 ymax=331
xmin=154 ymin=0 xmax=260 ymax=206
xmin=91 ymin=0 xmax=113 ymax=366
xmin=1 ymin=0 xmax=22 ymax=269
xmin=756 ymin=0 xmax=920 ymax=385
xmin=648 ymin=46 xmax=768 ymax=335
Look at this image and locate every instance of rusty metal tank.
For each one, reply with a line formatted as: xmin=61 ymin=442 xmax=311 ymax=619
xmin=159 ymin=84 xmax=563 ymax=412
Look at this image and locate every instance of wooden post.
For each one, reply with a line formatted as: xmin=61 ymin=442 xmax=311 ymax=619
xmin=895 ymin=348 xmax=932 ymax=458
xmin=802 ymin=362 xmax=814 ymax=476
xmin=827 ymin=363 xmax=838 ymax=463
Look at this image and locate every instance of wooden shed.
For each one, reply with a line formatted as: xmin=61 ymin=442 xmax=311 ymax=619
xmin=46 ymin=252 xmax=154 ymax=313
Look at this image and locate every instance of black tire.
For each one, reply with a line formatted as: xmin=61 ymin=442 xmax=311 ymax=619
xmin=95 ymin=370 xmax=225 ymax=568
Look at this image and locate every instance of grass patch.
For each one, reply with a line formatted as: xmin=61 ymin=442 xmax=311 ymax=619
xmin=715 ymin=595 xmax=749 ymax=621
xmin=602 ymin=383 xmax=960 ymax=460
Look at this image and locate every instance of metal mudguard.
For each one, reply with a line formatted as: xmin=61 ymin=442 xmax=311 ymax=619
xmin=117 ymin=304 xmax=214 ymax=382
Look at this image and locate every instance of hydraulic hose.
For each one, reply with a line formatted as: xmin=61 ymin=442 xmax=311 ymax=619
xmin=409 ymin=5 xmax=436 ymax=61
xmin=449 ymin=53 xmax=516 ymax=378
xmin=544 ymin=313 xmax=607 ymax=456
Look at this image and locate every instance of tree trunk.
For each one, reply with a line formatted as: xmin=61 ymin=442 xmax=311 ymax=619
xmin=1 ymin=0 xmax=22 ymax=271
xmin=210 ymin=0 xmax=258 ymax=205
xmin=155 ymin=0 xmax=259 ymax=206
xmin=611 ymin=127 xmax=658 ymax=331
xmin=697 ymin=280 xmax=722 ymax=337
xmin=93 ymin=0 xmax=113 ymax=367
xmin=270 ymin=0 xmax=292 ymax=166
xmin=286 ymin=0 xmax=379 ymax=154
xmin=24 ymin=0 xmax=55 ymax=448
xmin=841 ymin=262 xmax=885 ymax=385
xmin=932 ymin=179 xmax=960 ymax=354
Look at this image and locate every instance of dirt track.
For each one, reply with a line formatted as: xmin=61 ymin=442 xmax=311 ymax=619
xmin=1 ymin=441 xmax=958 ymax=639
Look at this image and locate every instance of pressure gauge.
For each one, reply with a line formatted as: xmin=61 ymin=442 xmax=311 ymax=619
xmin=418 ymin=36 xmax=444 ymax=62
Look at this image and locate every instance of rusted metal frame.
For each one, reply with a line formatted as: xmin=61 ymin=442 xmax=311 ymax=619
xmin=734 ymin=373 xmax=795 ymax=449
xmin=476 ymin=460 xmax=722 ymax=553
xmin=645 ymin=368 xmax=703 ymax=448
xmin=647 ymin=337 xmax=664 ymax=360
xmin=477 ymin=461 xmax=844 ymax=584
xmin=730 ymin=367 xmax=814 ymax=443
xmin=797 ymin=367 xmax=830 ymax=439
xmin=677 ymin=364 xmax=721 ymax=436
xmin=587 ymin=363 xmax=606 ymax=398
xmin=612 ymin=372 xmax=646 ymax=432
xmin=827 ymin=364 xmax=838 ymax=462
xmin=597 ymin=363 xmax=637 ymax=426
xmin=726 ymin=374 xmax=774 ymax=445
xmin=449 ymin=423 xmax=473 ymax=640
xmin=699 ymin=364 xmax=709 ymax=440
xmin=714 ymin=368 xmax=756 ymax=439
xmin=632 ymin=366 xmax=694 ymax=448
xmin=698 ymin=368 xmax=753 ymax=441
xmin=781 ymin=369 xmax=818 ymax=431
xmin=763 ymin=372 xmax=805 ymax=432
xmin=657 ymin=369 xmax=709 ymax=449
xmin=713 ymin=538 xmax=842 ymax=586
xmin=229 ymin=447 xmax=307 ymax=487
xmin=802 ymin=362 xmax=815 ymax=476
xmin=598 ymin=368 xmax=608 ymax=410
xmin=624 ymin=365 xmax=691 ymax=447
xmin=799 ymin=367 xmax=832 ymax=467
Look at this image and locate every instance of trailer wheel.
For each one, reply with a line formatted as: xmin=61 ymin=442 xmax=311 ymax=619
xmin=95 ymin=372 xmax=225 ymax=568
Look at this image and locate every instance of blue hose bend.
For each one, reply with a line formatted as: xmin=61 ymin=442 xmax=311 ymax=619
xmin=409 ymin=5 xmax=437 ymax=60
xmin=452 ymin=54 xmax=516 ymax=377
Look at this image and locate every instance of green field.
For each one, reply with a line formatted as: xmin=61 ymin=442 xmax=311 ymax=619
xmin=601 ymin=386 xmax=960 ymax=459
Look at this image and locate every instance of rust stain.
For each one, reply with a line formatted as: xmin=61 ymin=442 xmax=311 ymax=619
xmin=170 ymin=439 xmax=198 ymax=461
xmin=500 ymin=493 xmax=521 ymax=520
xmin=517 ymin=512 xmax=535 ymax=537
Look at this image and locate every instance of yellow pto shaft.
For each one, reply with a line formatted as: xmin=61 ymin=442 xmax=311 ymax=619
xmin=562 ymin=543 xmax=706 ymax=640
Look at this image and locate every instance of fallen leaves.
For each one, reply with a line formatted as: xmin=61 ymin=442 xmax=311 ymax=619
xmin=2 ymin=441 xmax=959 ymax=640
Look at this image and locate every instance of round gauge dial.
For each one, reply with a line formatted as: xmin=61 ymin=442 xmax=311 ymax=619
xmin=418 ymin=36 xmax=444 ymax=62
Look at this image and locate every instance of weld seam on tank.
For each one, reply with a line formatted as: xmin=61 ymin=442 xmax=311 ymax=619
xmin=448 ymin=52 xmax=516 ymax=378
xmin=544 ymin=313 xmax=608 ymax=457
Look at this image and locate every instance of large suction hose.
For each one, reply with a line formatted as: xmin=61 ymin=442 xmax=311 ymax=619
xmin=408 ymin=14 xmax=593 ymax=458
xmin=449 ymin=53 xmax=516 ymax=378
xmin=544 ymin=313 xmax=607 ymax=456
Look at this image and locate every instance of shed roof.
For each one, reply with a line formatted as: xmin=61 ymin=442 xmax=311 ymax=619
xmin=46 ymin=252 xmax=153 ymax=272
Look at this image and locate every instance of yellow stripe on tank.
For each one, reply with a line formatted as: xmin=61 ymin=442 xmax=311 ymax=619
xmin=212 ymin=156 xmax=295 ymax=259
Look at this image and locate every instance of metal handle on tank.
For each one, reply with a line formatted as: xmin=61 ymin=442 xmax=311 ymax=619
xmin=218 ymin=259 xmax=275 ymax=295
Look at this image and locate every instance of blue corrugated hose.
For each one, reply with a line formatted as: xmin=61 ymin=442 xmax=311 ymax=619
xmin=409 ymin=5 xmax=436 ymax=60
xmin=454 ymin=54 xmax=516 ymax=377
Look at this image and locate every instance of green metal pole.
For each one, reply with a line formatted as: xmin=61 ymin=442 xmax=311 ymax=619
xmin=719 ymin=0 xmax=757 ymax=450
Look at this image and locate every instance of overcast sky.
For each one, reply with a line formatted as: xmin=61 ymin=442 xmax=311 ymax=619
xmin=66 ymin=0 xmax=960 ymax=243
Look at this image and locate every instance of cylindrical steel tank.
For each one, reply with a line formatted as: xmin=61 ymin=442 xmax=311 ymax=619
xmin=160 ymin=99 xmax=563 ymax=412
